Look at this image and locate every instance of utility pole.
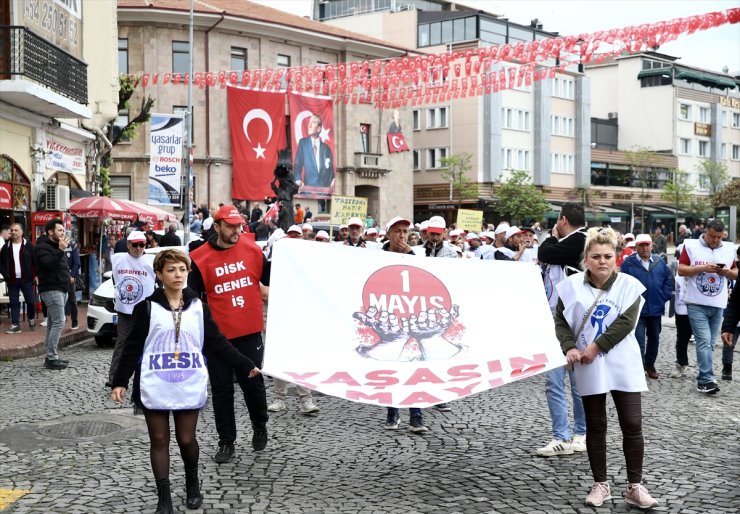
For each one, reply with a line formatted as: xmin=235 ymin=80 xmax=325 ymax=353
xmin=183 ymin=0 xmax=194 ymax=242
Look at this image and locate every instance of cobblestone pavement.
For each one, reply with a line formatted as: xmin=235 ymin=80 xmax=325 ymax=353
xmin=0 ymin=323 xmax=738 ymax=514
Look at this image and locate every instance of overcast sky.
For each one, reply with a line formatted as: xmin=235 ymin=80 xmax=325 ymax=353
xmin=252 ymin=0 xmax=739 ymax=73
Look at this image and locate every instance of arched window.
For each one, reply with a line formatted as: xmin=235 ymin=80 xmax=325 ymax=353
xmin=0 ymin=154 xmax=32 ymax=212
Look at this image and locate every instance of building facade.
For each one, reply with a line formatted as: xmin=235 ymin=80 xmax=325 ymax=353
xmin=321 ymin=0 xmax=593 ymax=226
xmin=0 ymin=0 xmax=118 ymax=231
xmin=115 ymin=0 xmax=415 ymax=226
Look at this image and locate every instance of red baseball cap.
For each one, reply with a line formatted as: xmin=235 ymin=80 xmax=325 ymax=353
xmin=214 ymin=205 xmax=245 ymax=225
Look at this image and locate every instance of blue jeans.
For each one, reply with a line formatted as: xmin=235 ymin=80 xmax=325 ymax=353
xmin=387 ymin=407 xmax=422 ymax=422
xmin=545 ymin=366 xmax=586 ymax=441
xmin=7 ymin=280 xmax=36 ymax=326
xmin=686 ymin=303 xmax=724 ymax=385
xmin=40 ymin=290 xmax=67 ymax=360
xmin=635 ymin=316 xmax=662 ymax=369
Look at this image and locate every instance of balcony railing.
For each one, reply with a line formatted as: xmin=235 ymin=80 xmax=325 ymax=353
xmin=0 ymin=26 xmax=87 ymax=105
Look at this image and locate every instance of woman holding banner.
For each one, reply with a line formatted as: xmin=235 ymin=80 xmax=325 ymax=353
xmin=111 ymin=249 xmax=260 ymax=514
xmin=554 ymin=227 xmax=659 ymax=509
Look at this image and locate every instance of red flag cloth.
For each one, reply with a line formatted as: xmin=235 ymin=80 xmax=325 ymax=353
xmin=227 ymin=86 xmax=286 ymax=200
xmin=263 ymin=202 xmax=280 ymax=224
xmin=387 ymin=132 xmax=410 ymax=153
xmin=288 ymin=92 xmax=335 ymax=200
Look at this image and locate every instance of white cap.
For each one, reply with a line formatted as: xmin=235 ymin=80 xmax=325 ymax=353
xmin=419 ymin=221 xmax=429 ymax=232
xmin=302 ymin=223 xmax=313 ymax=232
xmin=626 ymin=240 xmax=636 ymax=248
xmin=339 ymin=224 xmax=348 ymax=230
xmin=267 ymin=228 xmax=286 ymax=245
xmin=287 ymin=225 xmax=302 ymax=234
xmin=315 ymin=230 xmax=330 ymax=241
xmin=624 ymin=232 xmax=635 ymax=241
xmin=482 ymin=230 xmax=497 ymax=240
xmin=127 ymin=231 xmax=146 ymax=242
xmin=427 ymin=217 xmax=446 ymax=234
xmin=635 ymin=234 xmax=652 ymax=245
xmin=366 ymin=227 xmax=378 ymax=236
xmin=347 ymin=217 xmax=364 ymax=228
xmin=385 ymin=216 xmax=411 ymax=231
xmin=504 ymin=226 xmax=525 ymax=241
xmin=466 ymin=232 xmax=480 ymax=241
xmin=494 ymin=222 xmax=510 ymax=235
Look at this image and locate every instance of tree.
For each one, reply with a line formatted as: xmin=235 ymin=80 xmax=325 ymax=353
xmin=624 ymin=146 xmax=661 ymax=231
xmin=685 ymin=197 xmax=712 ymax=223
xmin=98 ymin=75 xmax=155 ymax=196
xmin=439 ymin=153 xmax=478 ymax=210
xmin=713 ymin=179 xmax=740 ymax=208
xmin=495 ymin=169 xmax=548 ymax=224
xmin=695 ymin=159 xmax=729 ymax=199
xmin=661 ymin=169 xmax=693 ymax=238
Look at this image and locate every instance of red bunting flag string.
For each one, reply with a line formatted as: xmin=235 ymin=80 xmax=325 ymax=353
xmin=134 ymin=8 xmax=738 ymax=108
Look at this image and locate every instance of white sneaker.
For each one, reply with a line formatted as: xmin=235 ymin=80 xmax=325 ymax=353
xmin=535 ymin=439 xmax=574 ymax=456
xmin=585 ymin=482 xmax=612 ymax=507
xmin=571 ymin=434 xmax=587 ymax=452
xmin=299 ymin=398 xmax=320 ymax=414
xmin=670 ymin=364 xmax=686 ymax=378
xmin=267 ymin=399 xmax=288 ymax=412
xmin=40 ymin=319 xmax=48 ymax=327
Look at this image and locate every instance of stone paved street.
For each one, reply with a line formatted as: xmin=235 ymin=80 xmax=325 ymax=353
xmin=0 ymin=322 xmax=738 ymax=513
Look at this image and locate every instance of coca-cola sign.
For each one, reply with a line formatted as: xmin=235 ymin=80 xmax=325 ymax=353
xmin=32 ymin=211 xmax=61 ymax=223
xmin=139 ymin=214 xmax=156 ymax=224
xmin=0 ymin=182 xmax=11 ymax=209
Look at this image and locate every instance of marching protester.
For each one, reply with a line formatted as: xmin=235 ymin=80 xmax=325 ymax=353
xmin=619 ymin=234 xmax=673 ymax=379
xmin=536 ymin=203 xmax=587 ymax=457
xmin=557 ymin=227 xmax=658 ymax=509
xmin=0 ymin=223 xmax=36 ymax=334
xmin=111 ymin=249 xmax=260 ymax=514
xmin=677 ymin=219 xmax=737 ymax=394
xmin=344 ymin=217 xmax=367 ymax=247
xmin=669 ymin=243 xmax=694 ymax=378
xmin=159 ymin=224 xmax=182 ymax=247
xmin=188 ymin=205 xmax=271 ymax=463
xmin=721 ymin=249 xmax=740 ymax=381
xmin=34 ymin=219 xmax=71 ymax=370
xmin=107 ymin=231 xmax=156 ymax=386
xmin=494 ymin=226 xmax=527 ymax=261
xmin=382 ymin=216 xmax=428 ymax=433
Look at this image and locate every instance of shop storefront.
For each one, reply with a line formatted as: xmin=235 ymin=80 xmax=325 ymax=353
xmin=0 ymin=155 xmax=32 ymax=233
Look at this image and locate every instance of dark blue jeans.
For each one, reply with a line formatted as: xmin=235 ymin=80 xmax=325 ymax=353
xmin=674 ymin=314 xmax=693 ymax=367
xmin=387 ymin=407 xmax=422 ymax=422
xmin=722 ymin=328 xmax=739 ymax=367
xmin=635 ymin=316 xmax=662 ymax=369
xmin=8 ymin=280 xmax=36 ymax=326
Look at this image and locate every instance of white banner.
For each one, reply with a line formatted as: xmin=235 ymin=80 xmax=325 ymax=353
xmin=149 ymin=114 xmax=184 ymax=205
xmin=263 ymin=240 xmax=566 ymax=408
xmin=45 ymin=137 xmax=85 ymax=175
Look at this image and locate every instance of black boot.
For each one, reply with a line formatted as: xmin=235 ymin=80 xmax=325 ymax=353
xmin=722 ymin=364 xmax=732 ymax=381
xmin=154 ymin=478 xmax=173 ymax=514
xmin=185 ymin=467 xmax=203 ymax=509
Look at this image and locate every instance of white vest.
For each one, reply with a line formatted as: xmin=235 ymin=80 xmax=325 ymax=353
xmin=674 ymin=272 xmax=688 ymax=316
xmin=543 ymin=228 xmax=586 ymax=314
xmin=139 ymin=300 xmax=209 ymax=410
xmin=682 ymin=239 xmax=735 ymax=309
xmin=556 ymin=273 xmax=647 ymax=396
xmin=112 ymin=253 xmax=156 ymax=314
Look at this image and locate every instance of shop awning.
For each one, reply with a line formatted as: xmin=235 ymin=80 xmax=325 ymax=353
xmin=675 ymin=69 xmax=737 ymax=90
xmin=70 ymin=197 xmax=177 ymax=224
xmin=637 ymin=68 xmax=672 ymax=79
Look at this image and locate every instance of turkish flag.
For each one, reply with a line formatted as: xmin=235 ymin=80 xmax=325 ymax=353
xmin=227 ymin=86 xmax=286 ymax=200
xmin=387 ymin=132 xmax=410 ymax=153
xmin=289 ymin=92 xmax=335 ymax=200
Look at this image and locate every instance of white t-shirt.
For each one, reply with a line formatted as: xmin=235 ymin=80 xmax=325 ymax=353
xmin=12 ymin=242 xmax=22 ymax=278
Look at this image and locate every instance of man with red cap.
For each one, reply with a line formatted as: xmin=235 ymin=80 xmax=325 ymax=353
xmin=422 ymin=216 xmax=457 ymax=259
xmin=188 ymin=205 xmax=271 ymax=463
xmin=344 ymin=217 xmax=367 ymax=247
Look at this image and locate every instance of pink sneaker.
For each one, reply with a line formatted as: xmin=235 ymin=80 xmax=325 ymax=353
xmin=585 ymin=482 xmax=612 ymax=507
xmin=624 ymin=483 xmax=658 ymax=509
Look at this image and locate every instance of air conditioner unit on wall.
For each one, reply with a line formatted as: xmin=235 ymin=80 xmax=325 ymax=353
xmin=45 ymin=184 xmax=70 ymax=211
xmin=607 ymin=112 xmax=618 ymax=119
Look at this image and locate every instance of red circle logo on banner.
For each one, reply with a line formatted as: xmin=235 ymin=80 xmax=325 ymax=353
xmin=361 ymin=265 xmax=451 ymax=318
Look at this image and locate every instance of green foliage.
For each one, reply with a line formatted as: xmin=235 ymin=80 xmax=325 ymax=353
xmin=713 ymin=179 xmax=740 ymax=208
xmin=695 ymin=159 xmax=729 ymax=197
xmin=99 ymin=166 xmax=111 ymax=197
xmin=495 ymin=170 xmax=548 ymax=224
xmin=661 ymin=169 xmax=694 ymax=236
xmin=686 ymin=197 xmax=712 ymax=221
xmin=624 ymin=145 xmax=662 ymax=230
xmin=439 ymin=153 xmax=478 ymax=209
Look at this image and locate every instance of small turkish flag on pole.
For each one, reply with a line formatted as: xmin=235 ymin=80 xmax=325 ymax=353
xmin=387 ymin=132 xmax=410 ymax=153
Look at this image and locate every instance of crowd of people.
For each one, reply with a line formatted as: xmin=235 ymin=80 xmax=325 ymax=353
xmin=1 ymin=201 xmax=737 ymax=512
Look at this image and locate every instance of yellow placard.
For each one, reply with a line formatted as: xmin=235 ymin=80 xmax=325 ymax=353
xmin=456 ymin=209 xmax=483 ymax=232
xmin=0 ymin=489 xmax=30 ymax=511
xmin=330 ymin=195 xmax=368 ymax=225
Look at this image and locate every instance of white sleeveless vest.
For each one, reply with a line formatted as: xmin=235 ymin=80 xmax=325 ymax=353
xmin=682 ymin=239 xmax=735 ymax=309
xmin=139 ymin=299 xmax=209 ymax=410
xmin=112 ymin=253 xmax=156 ymax=314
xmin=543 ymin=228 xmax=586 ymax=314
xmin=556 ymin=272 xmax=647 ymax=396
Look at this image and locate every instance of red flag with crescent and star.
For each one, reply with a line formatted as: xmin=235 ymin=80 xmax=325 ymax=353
xmin=227 ymin=86 xmax=286 ymax=200
xmin=387 ymin=132 xmax=410 ymax=153
xmin=289 ymin=92 xmax=335 ymax=199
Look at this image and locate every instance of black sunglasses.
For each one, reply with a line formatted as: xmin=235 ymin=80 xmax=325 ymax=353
xmin=130 ymin=242 xmax=146 ymax=248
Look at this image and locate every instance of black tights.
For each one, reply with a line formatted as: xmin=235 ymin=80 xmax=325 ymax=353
xmin=143 ymin=409 xmax=200 ymax=480
xmin=582 ymin=391 xmax=644 ymax=484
